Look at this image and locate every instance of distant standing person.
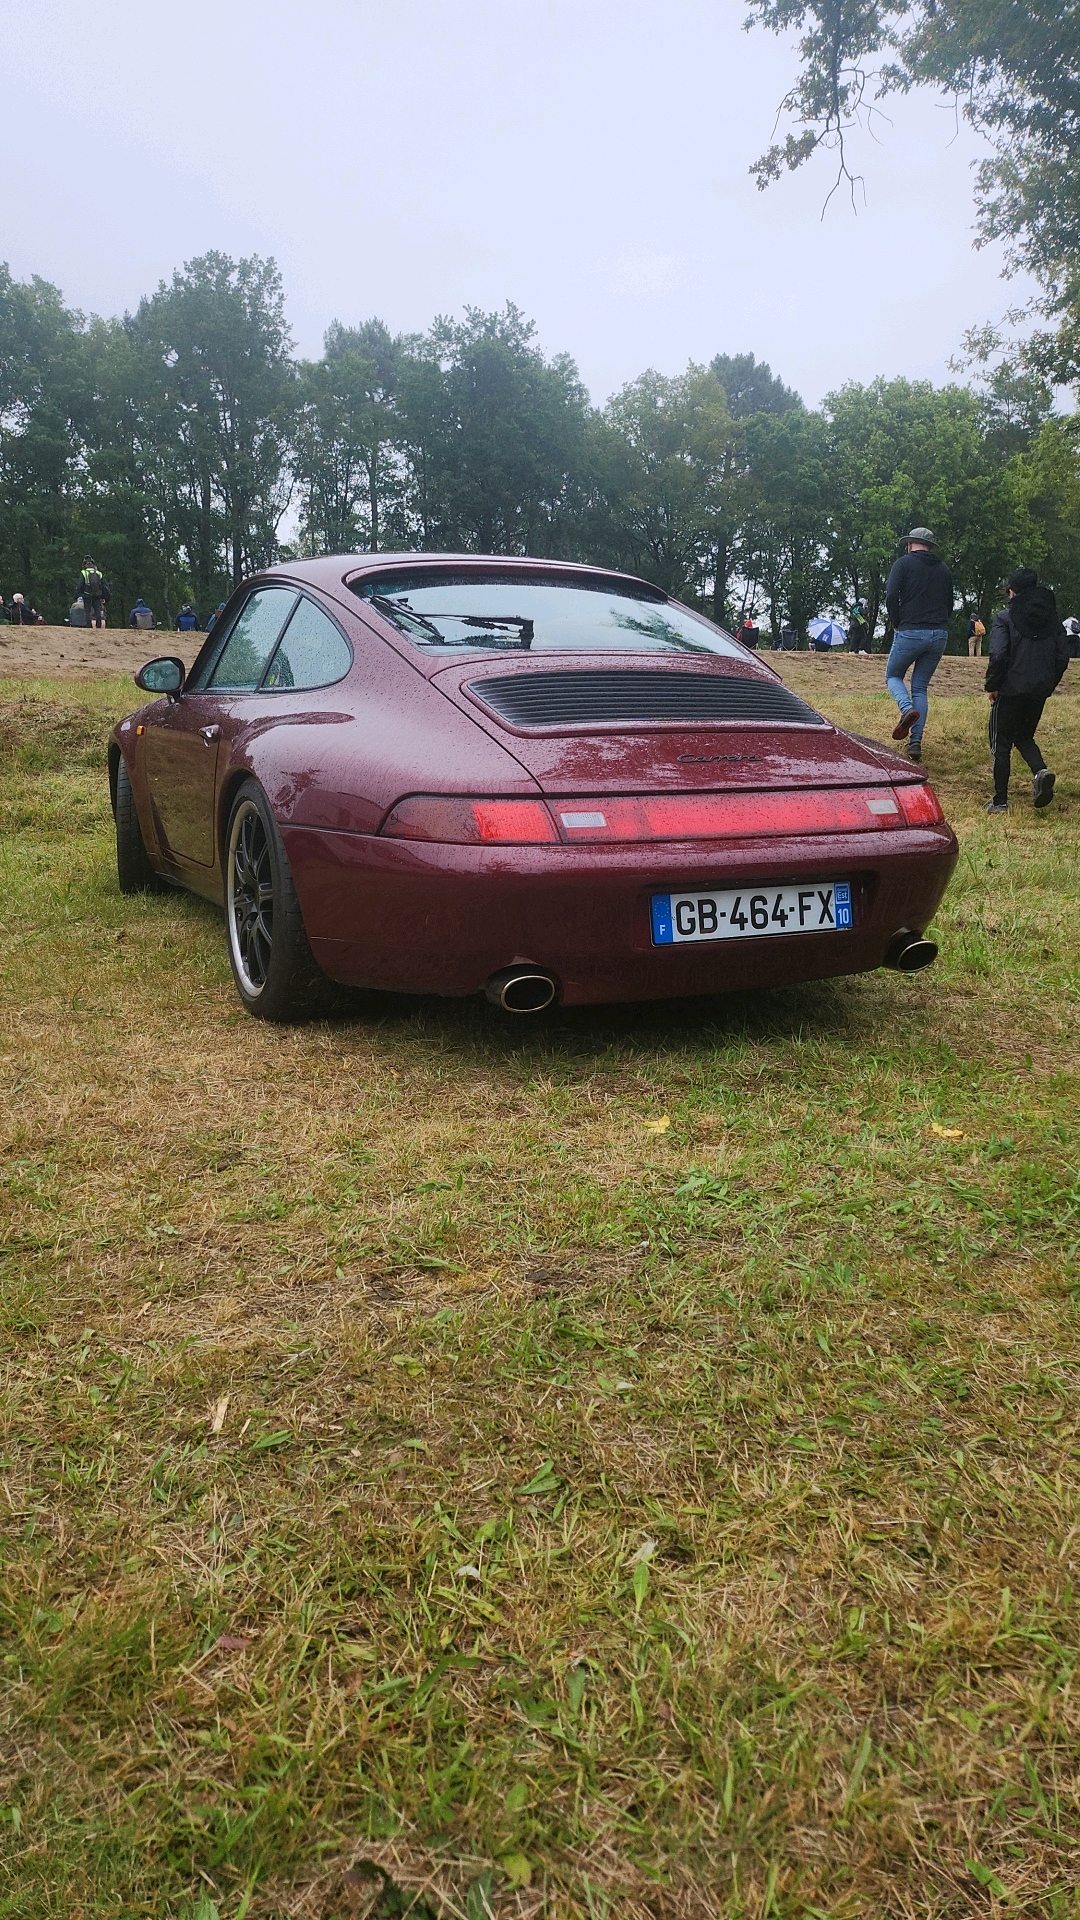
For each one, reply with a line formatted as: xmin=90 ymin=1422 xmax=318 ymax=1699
xmin=848 ymin=598 xmax=870 ymax=652
xmin=79 ymin=558 xmax=110 ymax=629
xmin=884 ymin=527 xmax=954 ymax=762
xmin=967 ymin=613 xmax=986 ymax=657
xmin=176 ymin=603 xmax=199 ymax=632
xmin=985 ymin=568 xmax=1070 ymax=814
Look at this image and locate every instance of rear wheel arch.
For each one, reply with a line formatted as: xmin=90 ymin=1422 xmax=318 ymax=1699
xmin=115 ymin=752 xmax=165 ymax=894
xmin=218 ymin=766 xmax=257 ymax=868
xmin=108 ymin=741 xmax=122 ymax=819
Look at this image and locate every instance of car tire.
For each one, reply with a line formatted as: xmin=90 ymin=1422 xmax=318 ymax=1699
xmin=115 ymin=756 xmax=164 ymax=894
xmin=224 ymin=778 xmax=326 ymax=1021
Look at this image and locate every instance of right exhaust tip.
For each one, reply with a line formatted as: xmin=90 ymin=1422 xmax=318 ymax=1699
xmin=485 ymin=966 xmax=558 ymax=1013
xmin=884 ymin=930 xmax=939 ymax=973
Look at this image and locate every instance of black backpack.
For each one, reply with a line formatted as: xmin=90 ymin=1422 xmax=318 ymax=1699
xmin=83 ymin=568 xmax=103 ymax=595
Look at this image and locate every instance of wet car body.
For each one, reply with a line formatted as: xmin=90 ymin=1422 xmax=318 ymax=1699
xmin=109 ymin=554 xmax=958 ymax=1012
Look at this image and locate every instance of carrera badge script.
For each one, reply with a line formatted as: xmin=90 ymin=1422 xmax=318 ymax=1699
xmin=677 ymin=752 xmax=765 ymax=764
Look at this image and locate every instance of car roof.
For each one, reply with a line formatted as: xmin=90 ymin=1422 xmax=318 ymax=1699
xmin=257 ymin=553 xmax=664 ymax=597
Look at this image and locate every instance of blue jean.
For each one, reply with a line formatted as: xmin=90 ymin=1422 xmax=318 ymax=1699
xmin=885 ymin=628 xmax=949 ymax=743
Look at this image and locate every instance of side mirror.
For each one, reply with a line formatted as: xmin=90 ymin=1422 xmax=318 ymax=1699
xmin=135 ymin=656 xmax=186 ymax=698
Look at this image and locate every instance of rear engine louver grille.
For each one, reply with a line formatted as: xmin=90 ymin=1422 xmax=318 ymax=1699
xmin=467 ymin=669 xmax=826 ymax=729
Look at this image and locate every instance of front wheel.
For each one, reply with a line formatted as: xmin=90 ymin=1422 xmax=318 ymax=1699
xmin=224 ymin=779 xmax=325 ymax=1020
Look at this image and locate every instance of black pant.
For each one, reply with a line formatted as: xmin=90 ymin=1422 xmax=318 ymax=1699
xmin=990 ymin=692 xmax=1047 ymax=802
xmin=84 ymin=595 xmax=105 ymax=627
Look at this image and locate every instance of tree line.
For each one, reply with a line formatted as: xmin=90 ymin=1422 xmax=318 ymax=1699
xmin=3 ymin=250 xmax=1079 ymax=642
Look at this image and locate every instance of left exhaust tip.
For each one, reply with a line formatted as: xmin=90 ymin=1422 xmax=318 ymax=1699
xmin=485 ymin=966 xmax=558 ymax=1013
xmin=884 ymin=930 xmax=939 ymax=973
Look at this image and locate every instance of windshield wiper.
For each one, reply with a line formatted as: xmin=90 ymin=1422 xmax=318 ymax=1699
xmin=368 ymin=594 xmax=446 ymax=643
xmin=435 ymin=614 xmax=534 ymax=650
xmin=370 ymin=595 xmax=534 ymax=649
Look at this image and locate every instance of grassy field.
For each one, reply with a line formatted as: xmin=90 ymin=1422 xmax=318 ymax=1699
xmin=1 ymin=673 xmax=1078 ymax=1919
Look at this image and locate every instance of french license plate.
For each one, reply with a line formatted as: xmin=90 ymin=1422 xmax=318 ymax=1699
xmin=651 ymin=880 xmax=853 ymax=945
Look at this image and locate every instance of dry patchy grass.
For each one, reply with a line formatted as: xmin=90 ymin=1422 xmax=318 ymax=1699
xmin=1 ymin=674 xmax=1079 ymax=1919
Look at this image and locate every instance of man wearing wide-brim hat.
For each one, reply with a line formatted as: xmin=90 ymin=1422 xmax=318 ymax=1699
xmin=883 ymin=528 xmax=955 ymax=762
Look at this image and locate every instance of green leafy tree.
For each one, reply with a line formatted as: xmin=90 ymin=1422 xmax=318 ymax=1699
xmin=396 ymin=305 xmax=590 ymax=555
xmin=987 ymin=416 xmax=1080 ymax=613
xmin=738 ymin=408 xmax=831 ymax=640
xmin=133 ymin=253 xmax=296 ymax=599
xmin=744 ymin=0 xmax=1080 ymax=377
xmin=818 ymin=376 xmax=1055 ymax=637
xmin=705 ymin=357 xmax=802 ymax=625
xmin=295 ymin=319 xmax=403 ymax=555
xmin=595 ymin=364 xmax=737 ymax=604
xmin=710 ymin=352 xmax=803 ymax=418
xmin=79 ymin=315 xmax=193 ymax=625
xmin=820 ymin=379 xmax=980 ymax=636
xmin=968 ymin=349 xmax=1055 ymax=461
xmin=0 ymin=265 xmax=91 ymax=616
xmin=944 ymin=453 xmax=1045 ymax=628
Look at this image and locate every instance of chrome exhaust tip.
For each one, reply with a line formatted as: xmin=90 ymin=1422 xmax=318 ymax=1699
xmin=484 ymin=966 xmax=558 ymax=1013
xmin=884 ymin=929 xmax=939 ymax=973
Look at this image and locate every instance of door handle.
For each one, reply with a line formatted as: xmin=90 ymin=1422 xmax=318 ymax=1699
xmin=200 ymin=725 xmax=221 ymax=745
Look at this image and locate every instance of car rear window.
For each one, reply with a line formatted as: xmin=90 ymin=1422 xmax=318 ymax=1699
xmin=352 ymin=570 xmax=740 ymax=657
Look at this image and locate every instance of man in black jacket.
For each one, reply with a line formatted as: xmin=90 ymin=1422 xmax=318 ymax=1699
xmin=884 ymin=528 xmax=954 ymax=762
xmin=985 ymin=568 xmax=1070 ymax=812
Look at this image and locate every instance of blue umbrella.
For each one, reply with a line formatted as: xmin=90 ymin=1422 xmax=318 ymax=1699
xmin=808 ymin=617 xmax=847 ymax=648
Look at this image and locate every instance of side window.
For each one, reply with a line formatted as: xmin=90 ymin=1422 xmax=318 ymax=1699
xmin=207 ymin=588 xmax=297 ymax=691
xmin=263 ymin=597 xmax=353 ymax=690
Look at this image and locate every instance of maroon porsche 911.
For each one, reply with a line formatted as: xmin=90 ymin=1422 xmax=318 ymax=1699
xmin=109 ymin=555 xmax=958 ymax=1019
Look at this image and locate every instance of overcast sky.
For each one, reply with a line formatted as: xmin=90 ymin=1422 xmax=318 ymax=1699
xmin=2 ymin=0 xmax=1028 ymax=408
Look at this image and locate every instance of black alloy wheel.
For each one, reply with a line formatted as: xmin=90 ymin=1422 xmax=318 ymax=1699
xmin=227 ymin=796 xmax=274 ymax=994
xmin=224 ymin=778 xmax=325 ymax=1020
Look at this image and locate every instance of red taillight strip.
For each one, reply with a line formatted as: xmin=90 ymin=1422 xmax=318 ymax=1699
xmin=552 ymin=787 xmax=906 ymax=840
xmin=380 ymin=784 xmax=945 ymax=845
xmin=380 ymin=796 xmax=559 ymax=843
xmin=893 ymin=781 xmax=945 ymax=826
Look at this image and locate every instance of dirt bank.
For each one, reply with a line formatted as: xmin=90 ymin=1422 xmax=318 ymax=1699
xmin=2 ymin=623 xmax=1074 ymax=697
xmin=0 ymin=624 xmax=200 ymax=680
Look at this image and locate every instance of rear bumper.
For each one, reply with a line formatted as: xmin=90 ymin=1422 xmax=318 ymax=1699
xmin=283 ymin=822 xmax=958 ymax=1005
